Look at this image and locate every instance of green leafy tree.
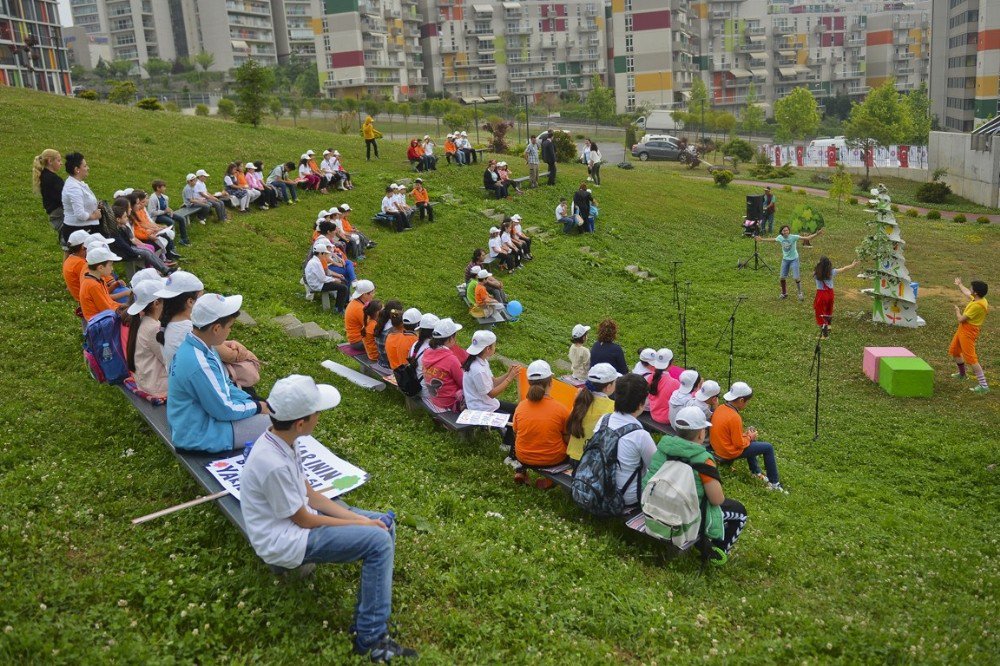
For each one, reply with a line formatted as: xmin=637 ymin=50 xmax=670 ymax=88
xmin=829 ymin=163 xmax=855 ymax=211
xmin=294 ymin=63 xmax=320 ymax=98
xmin=844 ymin=78 xmax=912 ymax=185
xmin=233 ymin=59 xmax=275 ymax=127
xmin=143 ymin=57 xmax=171 ymax=79
xmin=93 ymin=58 xmax=110 ymax=80
xmin=710 ymin=110 xmax=736 ymax=139
xmin=136 ymin=96 xmax=163 ymax=111
xmin=108 ymin=59 xmax=134 ymax=80
xmin=586 ymin=74 xmax=616 ymax=131
xmin=216 ymin=97 xmax=236 ymax=119
xmin=287 ymin=97 xmax=301 ymax=126
xmin=303 ymin=98 xmax=314 ymax=117
xmin=722 ymin=138 xmax=755 ymax=171
xmin=194 ymin=51 xmax=215 ymax=72
xmin=741 ymin=82 xmax=765 ymax=139
xmin=268 ymin=96 xmax=283 ymax=121
xmin=773 ymin=87 xmax=820 ymax=142
xmin=903 ymin=83 xmax=931 ymax=145
xmin=399 ymin=101 xmax=411 ymax=136
xmin=108 ymin=80 xmax=137 ymax=105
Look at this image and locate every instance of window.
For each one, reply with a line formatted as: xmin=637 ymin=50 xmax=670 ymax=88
xmin=625 ymin=55 xmax=634 ymax=72
xmin=625 ymin=33 xmax=633 ymax=53
xmin=626 ymin=93 xmax=635 ymax=111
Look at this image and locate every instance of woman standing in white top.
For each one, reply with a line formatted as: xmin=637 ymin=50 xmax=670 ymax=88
xmin=126 ymin=278 xmax=168 ymax=398
xmin=460 ymin=330 xmax=521 ymax=448
xmin=60 ymin=152 xmax=101 ymax=244
xmin=588 ymin=141 xmax=603 ymax=186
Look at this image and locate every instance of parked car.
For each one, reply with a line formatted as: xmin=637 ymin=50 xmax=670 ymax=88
xmin=808 ymin=136 xmax=847 ymax=151
xmin=631 ymin=139 xmax=682 ymax=161
xmin=640 ymin=133 xmax=681 ymax=145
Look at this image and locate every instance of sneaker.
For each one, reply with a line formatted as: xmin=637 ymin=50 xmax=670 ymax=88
xmin=503 ymin=456 xmax=519 ymax=469
xmin=179 ymin=239 xmax=191 ymax=246
xmin=752 ymin=472 xmax=768 ymax=483
xmin=261 ymin=204 xmax=269 ymax=210
xmin=535 ymin=478 xmax=554 ymax=490
xmin=779 ymin=293 xmax=787 ymax=300
xmin=950 ymin=372 xmax=969 ymax=380
xmin=797 ymin=292 xmax=804 ymax=301
xmin=708 ymin=546 xmax=729 ymax=566
xmin=268 ymin=562 xmax=316 ymax=580
xmin=767 ymin=482 xmax=789 ymax=494
xmin=354 ymin=634 xmax=418 ymax=663
xmin=199 ymin=219 xmax=207 ymax=225
xmin=970 ymin=385 xmax=990 ymax=394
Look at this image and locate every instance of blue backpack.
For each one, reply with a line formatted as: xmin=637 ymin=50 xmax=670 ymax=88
xmin=83 ymin=309 xmax=129 ymax=385
xmin=571 ymin=414 xmax=643 ymax=518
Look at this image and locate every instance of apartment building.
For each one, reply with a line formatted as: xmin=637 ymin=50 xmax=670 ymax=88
xmin=316 ymin=0 xmax=425 ymax=99
xmin=272 ymin=0 xmax=320 ymax=61
xmin=1 ymin=0 xmax=72 ymax=94
xmin=418 ymin=0 xmax=607 ymax=101
xmin=64 ymin=24 xmax=112 ymax=69
xmin=930 ymin=0 xmax=999 ymax=132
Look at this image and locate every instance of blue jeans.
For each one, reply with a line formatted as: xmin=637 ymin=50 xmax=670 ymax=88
xmin=780 ymin=258 xmax=800 ymax=279
xmin=762 ymin=210 xmax=774 ymax=234
xmin=560 ymin=216 xmax=578 ymax=233
xmin=732 ymin=441 xmax=780 ymax=484
xmin=273 ymin=181 xmax=298 ymax=203
xmin=303 ymin=506 xmax=396 ymax=646
xmin=583 ymin=215 xmax=595 ymax=233
xmin=330 ymin=260 xmax=356 ymax=285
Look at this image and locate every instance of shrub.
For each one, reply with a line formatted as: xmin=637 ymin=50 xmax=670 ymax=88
xmin=77 ymin=90 xmax=98 ymax=101
xmin=926 ymin=210 xmax=941 ymax=219
xmin=810 ymin=173 xmax=831 ymax=184
xmin=915 ymin=181 xmax=952 ymax=203
xmin=481 ymin=116 xmax=514 ymax=153
xmin=953 ymin=214 xmax=967 ymax=224
xmin=334 ymin=111 xmax=354 ymax=134
xmin=164 ymin=101 xmax=180 ymax=112
xmin=575 ymin=133 xmax=586 ymax=140
xmin=789 ymin=204 xmax=825 ymax=236
xmin=216 ymin=98 xmax=236 ymax=119
xmin=748 ymin=151 xmax=774 ymax=178
xmin=195 ymin=103 xmax=209 ymax=117
xmin=890 ymin=204 xmax=899 ymax=212
xmin=795 ymin=189 xmax=806 ymax=195
xmin=136 ymin=97 xmax=163 ymax=111
xmin=782 ymin=185 xmax=793 ymax=192
xmin=906 ymin=208 xmax=918 ymax=217
xmin=721 ymin=138 xmax=755 ymax=171
xmin=712 ymin=169 xmax=734 ymax=187
xmin=976 ymin=216 xmax=990 ymax=225
xmin=107 ymin=80 xmax=136 ymax=105
xmin=772 ymin=163 xmax=794 ymax=179
xmin=848 ymin=197 xmax=858 ymax=206
xmin=442 ymin=109 xmax=471 ymax=132
xmin=858 ymin=176 xmax=872 ymax=191
xmin=549 ymin=130 xmax=578 ymax=163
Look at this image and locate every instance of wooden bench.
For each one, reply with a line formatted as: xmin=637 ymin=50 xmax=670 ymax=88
xmin=637 ymin=411 xmax=677 ymax=437
xmin=336 ymin=343 xmax=393 ymax=380
xmin=173 ymin=205 xmax=203 ymax=224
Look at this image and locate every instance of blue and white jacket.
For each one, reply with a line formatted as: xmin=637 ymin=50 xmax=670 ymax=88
xmin=167 ymin=333 xmax=260 ymax=452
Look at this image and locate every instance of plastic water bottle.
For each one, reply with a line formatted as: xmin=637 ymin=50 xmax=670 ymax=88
xmin=101 ymin=343 xmax=112 ymax=362
xmin=241 ymin=440 xmax=254 ymax=464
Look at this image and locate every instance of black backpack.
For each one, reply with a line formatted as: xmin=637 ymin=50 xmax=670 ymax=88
xmin=393 ymin=345 xmax=425 ymax=397
xmin=571 ymin=415 xmax=643 ymax=518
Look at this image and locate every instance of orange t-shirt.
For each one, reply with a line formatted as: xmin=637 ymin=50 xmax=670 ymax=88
xmin=709 ymin=403 xmax=750 ymax=460
xmin=362 ymin=318 xmax=379 ymax=361
xmin=412 ymin=187 xmax=429 ymax=204
xmin=79 ymin=273 xmax=120 ymax=321
xmin=341 ymin=217 xmax=354 ymax=233
xmin=308 ymin=160 xmax=321 ymax=175
xmin=513 ymin=395 xmax=569 ymax=467
xmin=131 ymin=209 xmax=160 ymax=242
xmin=63 ymin=254 xmax=87 ymax=302
xmin=235 ymin=171 xmax=249 ymax=188
xmin=474 ymin=282 xmax=490 ymax=306
xmin=445 ymin=139 xmax=457 ymax=154
xmin=345 ymin=298 xmax=365 ymax=343
xmin=386 ymin=331 xmax=417 ymax=370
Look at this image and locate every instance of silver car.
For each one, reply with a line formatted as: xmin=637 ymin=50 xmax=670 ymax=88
xmin=631 ymin=139 xmax=682 ymax=161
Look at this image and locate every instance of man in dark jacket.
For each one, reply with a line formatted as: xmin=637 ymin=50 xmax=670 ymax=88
xmin=541 ymin=131 xmax=557 ymax=185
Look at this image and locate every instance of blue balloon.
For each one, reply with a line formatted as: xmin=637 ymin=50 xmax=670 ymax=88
xmin=506 ymin=300 xmax=524 ymax=318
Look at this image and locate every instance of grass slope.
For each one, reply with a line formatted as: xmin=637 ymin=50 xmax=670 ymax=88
xmin=0 ymin=87 xmax=997 ymax=664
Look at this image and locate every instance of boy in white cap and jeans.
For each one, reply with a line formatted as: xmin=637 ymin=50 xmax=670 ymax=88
xmin=240 ymin=374 xmax=416 ymax=662
xmin=194 ymin=169 xmax=230 ymax=221
xmin=167 ymin=293 xmax=271 ymax=453
xmin=709 ymin=382 xmax=787 ymax=493
xmin=304 ymin=241 xmax=349 ymax=313
xmin=692 ymin=380 xmax=721 ymax=421
xmin=181 ymin=173 xmax=215 ymax=223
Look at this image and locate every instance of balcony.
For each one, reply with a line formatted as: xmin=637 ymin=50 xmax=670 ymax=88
xmin=773 ymin=24 xmax=794 ymax=35
xmin=747 ymin=26 xmax=766 ymax=36
xmin=466 ymin=25 xmax=493 ymax=36
xmin=365 ymin=75 xmax=401 ymax=85
xmin=326 ymin=76 xmax=367 ymax=89
xmin=506 ymin=23 xmax=532 ymax=35
xmin=579 ymin=21 xmax=599 ymax=33
xmin=544 ymin=83 xmax=561 ymax=91
xmin=409 ymin=76 xmax=428 ymax=86
xmin=362 ymin=18 xmax=387 ymax=33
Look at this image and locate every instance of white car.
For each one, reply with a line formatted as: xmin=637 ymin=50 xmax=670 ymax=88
xmin=641 ymin=133 xmax=681 ymax=145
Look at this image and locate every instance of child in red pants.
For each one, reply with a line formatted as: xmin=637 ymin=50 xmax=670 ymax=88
xmin=813 ymin=256 xmax=858 ymax=339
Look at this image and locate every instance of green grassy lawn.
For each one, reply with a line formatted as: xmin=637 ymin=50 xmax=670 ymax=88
xmin=1 ymin=87 xmax=998 ymax=663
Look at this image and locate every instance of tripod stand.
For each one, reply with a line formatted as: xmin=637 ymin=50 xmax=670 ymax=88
xmin=714 ymin=296 xmax=747 ymax=389
xmin=737 ymin=233 xmax=772 ymax=272
xmin=679 ymin=281 xmax=691 ymax=368
xmin=670 ymin=260 xmax=682 ymax=309
xmin=808 ymin=318 xmax=827 ymax=441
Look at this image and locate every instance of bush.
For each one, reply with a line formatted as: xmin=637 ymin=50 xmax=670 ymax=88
xmin=748 ymin=151 xmax=774 ymax=178
xmin=624 ymin=125 xmax=637 ymax=150
xmin=810 ymin=173 xmax=831 ymax=184
xmin=164 ymin=101 xmax=180 ymax=112
xmin=915 ymin=181 xmax=952 ymax=203
xmin=216 ymin=98 xmax=236 ymax=119
xmin=549 ymin=130 xmax=578 ymax=163
xmin=906 ymin=208 xmax=918 ymax=217
xmin=795 ymin=189 xmax=806 ymax=195
xmin=107 ymin=80 xmax=136 ymax=105
xmin=890 ymin=204 xmax=899 ymax=212
xmin=782 ymin=185 xmax=793 ymax=192
xmin=721 ymin=138 xmax=755 ymax=170
xmin=136 ymin=97 xmax=163 ymax=111
xmin=195 ymin=104 xmax=209 ymax=117
xmin=712 ymin=170 xmax=734 ymax=187
xmin=953 ymin=214 xmax=967 ymax=224
xmin=926 ymin=210 xmax=941 ymax=219
xmin=858 ymin=176 xmax=872 ymax=191
xmin=789 ymin=204 xmax=825 ymax=236
xmin=773 ymin=163 xmax=794 ymax=178
xmin=976 ymin=216 xmax=990 ymax=225
xmin=848 ymin=197 xmax=858 ymax=205
xmin=481 ymin=116 xmax=514 ymax=153
xmin=77 ymin=90 xmax=98 ymax=101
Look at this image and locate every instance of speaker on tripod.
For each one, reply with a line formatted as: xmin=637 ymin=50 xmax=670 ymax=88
xmin=746 ymin=195 xmax=764 ymax=221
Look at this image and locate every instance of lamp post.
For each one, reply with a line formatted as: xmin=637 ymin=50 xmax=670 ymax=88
xmin=473 ymin=99 xmax=480 ymax=144
xmin=701 ymin=98 xmax=706 ymax=145
xmin=524 ymin=94 xmax=530 ymax=142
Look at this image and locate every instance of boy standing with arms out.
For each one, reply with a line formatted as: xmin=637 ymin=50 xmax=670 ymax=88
xmin=950 ymin=278 xmax=990 ymax=394
xmin=241 ymin=375 xmax=416 ymax=662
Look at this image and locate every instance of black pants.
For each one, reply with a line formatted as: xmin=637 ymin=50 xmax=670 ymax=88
xmin=546 ymin=161 xmax=556 ymax=185
xmin=463 ymin=148 xmax=477 ymax=164
xmin=487 ymin=284 xmax=508 ymax=304
xmin=518 ymin=238 xmax=532 ymax=257
xmin=390 ymin=211 xmax=410 ymax=232
xmin=320 ymin=280 xmax=349 ymax=311
xmin=257 ymin=187 xmax=278 ymax=208
xmin=496 ymin=400 xmax=517 ymax=449
xmin=365 ymin=139 xmax=379 ymax=160
xmin=715 ymin=498 xmax=748 ymax=554
xmin=489 ymin=183 xmax=508 ymax=199
xmin=416 ymin=202 xmax=434 ymax=221
xmin=497 ymin=252 xmax=516 ymax=271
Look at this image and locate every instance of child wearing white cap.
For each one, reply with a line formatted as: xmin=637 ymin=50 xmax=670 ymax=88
xmin=297 ymin=155 xmax=324 ymax=192
xmin=345 ymin=279 xmax=376 ymax=350
xmin=632 ymin=348 xmax=657 ymax=379
xmin=167 ymin=293 xmax=271 ymax=453
xmin=78 ymin=244 xmax=124 ymax=321
xmin=709 ymin=382 xmax=787 ymax=493
xmin=157 ymin=271 xmax=206 ymax=369
xmin=668 ymin=370 xmax=702 ymax=431
xmin=692 ymin=379 xmax=721 ymax=421
xmin=645 ymin=405 xmax=748 ymax=566
xmin=125 ymin=278 xmax=168 ymax=398
xmin=380 ymin=186 xmax=411 ymax=232
xmin=568 ymin=324 xmax=592 ymax=382
xmin=385 ymin=307 xmax=421 ymax=370
xmin=421 ymin=318 xmax=465 ymax=412
xmin=422 ymin=136 xmax=437 ymax=170
xmin=509 ymin=214 xmax=533 ymax=260
xmin=239 ymin=374 xmax=417 ymax=662
xmin=646 ymin=349 xmax=681 ymax=424
xmin=487 ymin=226 xmax=516 ymax=271
xmin=472 ymin=269 xmax=505 ymax=318
xmin=305 ymin=241 xmax=349 ymax=313
xmin=512 ymin=360 xmax=570 ymax=488
xmin=461 ymin=330 xmax=521 ymax=447
xmin=409 ymin=313 xmax=439 ymax=384
xmin=181 ymin=173 xmax=215 ymax=223
xmin=566 ymin=363 xmax=620 ymax=460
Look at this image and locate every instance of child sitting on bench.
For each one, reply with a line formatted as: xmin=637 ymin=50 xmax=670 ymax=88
xmin=472 ymin=269 xmax=505 ymax=318
xmin=305 ymin=242 xmax=349 ymax=314
xmin=710 ymin=381 xmax=787 ymax=494
xmin=126 ymin=277 xmax=168 ymax=399
xmin=512 ymin=360 xmax=569 ymax=489
xmin=646 ymin=348 xmax=680 ymax=424
xmin=345 ymin=280 xmax=376 ymax=352
xmin=421 ymin=318 xmax=465 ymax=412
xmin=461 ymin=330 xmax=521 ymax=449
xmin=386 ymin=308 xmax=421 ymax=370
xmin=361 ymin=299 xmax=384 ymax=363
xmin=566 ymin=363 xmax=620 ymax=461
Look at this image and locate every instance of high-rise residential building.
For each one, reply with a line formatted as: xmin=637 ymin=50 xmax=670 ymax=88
xmin=417 ymin=0 xmax=607 ymax=101
xmin=64 ymin=25 xmax=113 ymax=69
xmin=273 ymin=0 xmax=321 ymax=61
xmin=316 ymin=0 xmax=426 ymax=99
xmin=1 ymin=1 xmax=72 ymax=94
xmin=930 ymin=0 xmax=999 ymax=132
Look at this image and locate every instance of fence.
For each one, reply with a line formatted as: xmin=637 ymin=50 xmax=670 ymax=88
xmin=758 ymin=144 xmax=929 ymax=170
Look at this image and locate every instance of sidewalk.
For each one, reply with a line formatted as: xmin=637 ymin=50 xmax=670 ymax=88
xmin=685 ymin=175 xmax=1000 ymax=224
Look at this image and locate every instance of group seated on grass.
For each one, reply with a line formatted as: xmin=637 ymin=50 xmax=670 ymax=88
xmin=483 ymin=158 xmax=527 ymax=199
xmin=375 ymin=179 xmax=436 ymax=231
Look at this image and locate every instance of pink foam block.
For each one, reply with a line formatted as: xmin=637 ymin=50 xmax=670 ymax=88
xmin=863 ymin=346 xmax=915 ymax=382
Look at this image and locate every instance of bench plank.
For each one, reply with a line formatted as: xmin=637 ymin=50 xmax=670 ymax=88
xmin=637 ymin=411 xmax=677 ymax=437
xmin=322 ymin=359 xmax=387 ymax=391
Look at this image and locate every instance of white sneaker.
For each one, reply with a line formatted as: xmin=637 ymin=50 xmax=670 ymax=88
xmin=767 ymin=482 xmax=789 ymax=494
xmin=797 ymin=292 xmax=804 ymax=301
xmin=503 ymin=456 xmax=520 ymax=470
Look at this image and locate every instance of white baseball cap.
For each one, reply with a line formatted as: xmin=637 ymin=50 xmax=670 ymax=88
xmin=322 ymin=149 xmax=331 ymax=155
xmin=245 ymin=162 xmax=256 ymax=170
xmin=186 ymin=173 xmax=197 ymax=182
xmin=333 ymin=150 xmax=340 ymax=156
xmin=339 ymin=204 xmax=351 ymax=212
xmin=267 ymin=374 xmax=340 ymax=421
xmin=389 ymin=183 xmax=399 ymax=189
xmin=126 ymin=278 xmax=166 ymax=316
xmin=678 ymin=369 xmax=700 ymax=393
xmin=477 ymin=269 xmax=492 ymax=279
xmin=571 ymin=324 xmax=590 ymax=339
xmin=510 ymin=214 xmax=522 ymax=222
xmin=639 ymin=348 xmax=657 ymax=365
xmin=85 ymin=245 xmax=121 ymax=264
xmin=466 ymin=329 xmax=496 ymax=355
xmin=423 ymin=135 xmax=430 ymax=140
xmin=318 ymin=208 xmax=329 ymax=217
xmin=67 ymin=229 xmax=92 ymax=247
xmin=300 ymin=153 xmax=309 ymax=160
xmin=156 ymin=271 xmax=204 ymax=298
xmin=498 ymin=161 xmax=507 ymax=167
xmin=85 ymin=233 xmax=115 ymax=247
xmin=402 ymin=307 xmax=422 ymax=326
xmin=432 ymin=317 xmax=462 ymax=339
xmin=113 ymin=190 xmax=124 ymax=199
xmin=673 ymin=406 xmax=712 ymax=431
xmin=586 ymin=189 xmax=593 ymax=194
xmin=461 ymin=131 xmax=468 ymax=136
xmin=312 ymin=240 xmax=331 ymax=254
xmin=418 ymin=312 xmax=439 ymax=330
xmin=695 ymin=380 xmax=721 ymax=402
xmin=652 ymin=348 xmax=674 ymax=370
xmin=130 ymin=267 xmax=162 ymax=287
xmin=306 ymin=149 xmax=315 ymax=156
xmin=723 ymin=381 xmax=753 ymax=402
xmin=351 ymin=279 xmax=375 ymax=300
xmin=195 ymin=169 xmax=209 ymax=177
xmin=526 ymin=359 xmax=553 ymax=381
xmin=587 ymin=363 xmax=621 ymax=384
xmin=190 ymin=293 xmax=243 ymax=328
xmin=447 ymin=133 xmax=454 ymax=138
xmin=468 ymin=265 xmax=481 ymax=275
xmin=122 ymin=187 xmax=134 ymax=196
xmin=489 ymin=226 xmax=500 ymax=234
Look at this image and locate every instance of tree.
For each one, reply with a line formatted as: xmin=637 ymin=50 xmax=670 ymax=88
xmin=93 ymin=57 xmax=110 ymax=80
xmin=294 ymin=63 xmax=320 ymax=98
xmin=844 ymin=78 xmax=912 ymax=185
xmin=108 ymin=80 xmax=136 ymax=104
xmin=399 ymin=101 xmax=411 ymax=137
xmin=136 ymin=97 xmax=163 ymax=111
xmin=586 ymin=74 xmax=615 ymax=132
xmin=741 ymin=82 xmax=765 ymax=139
xmin=481 ymin=116 xmax=514 ymax=152
xmin=194 ymin=51 xmax=215 ymax=72
xmin=108 ymin=59 xmax=134 ymax=80
xmin=143 ymin=57 xmax=171 ymax=79
xmin=234 ymin=59 xmax=274 ymax=127
xmin=829 ymin=163 xmax=855 ymax=211
xmin=709 ymin=110 xmax=736 ymax=139
xmin=303 ymin=99 xmax=314 ymax=117
xmin=903 ymin=83 xmax=931 ymax=145
xmin=773 ymin=87 xmax=820 ymax=142
xmin=269 ymin=96 xmax=283 ymax=121
xmin=722 ymin=138 xmax=755 ymax=171
xmin=216 ymin=98 xmax=236 ymax=119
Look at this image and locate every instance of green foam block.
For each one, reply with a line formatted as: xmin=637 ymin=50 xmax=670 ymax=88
xmin=878 ymin=356 xmax=934 ymax=398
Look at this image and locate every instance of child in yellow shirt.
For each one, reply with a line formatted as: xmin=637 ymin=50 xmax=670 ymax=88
xmin=949 ymin=278 xmax=989 ymax=394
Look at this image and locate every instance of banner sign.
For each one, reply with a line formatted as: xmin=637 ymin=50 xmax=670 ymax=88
xmin=206 ymin=435 xmax=368 ymax=501
xmin=760 ymin=144 xmax=927 ymax=169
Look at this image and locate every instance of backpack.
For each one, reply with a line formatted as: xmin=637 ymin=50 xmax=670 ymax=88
xmin=571 ymin=415 xmax=643 ymax=518
xmin=641 ymin=456 xmax=720 ymax=551
xmin=83 ymin=308 xmax=129 ymax=385
xmin=393 ymin=344 xmax=425 ymax=397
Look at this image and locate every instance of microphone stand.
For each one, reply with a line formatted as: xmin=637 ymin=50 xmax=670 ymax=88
xmin=670 ymin=260 xmax=682 ymax=310
xmin=808 ymin=318 xmax=827 ymax=441
xmin=680 ymin=280 xmax=691 ymax=368
xmin=714 ymin=296 xmax=747 ymax=389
